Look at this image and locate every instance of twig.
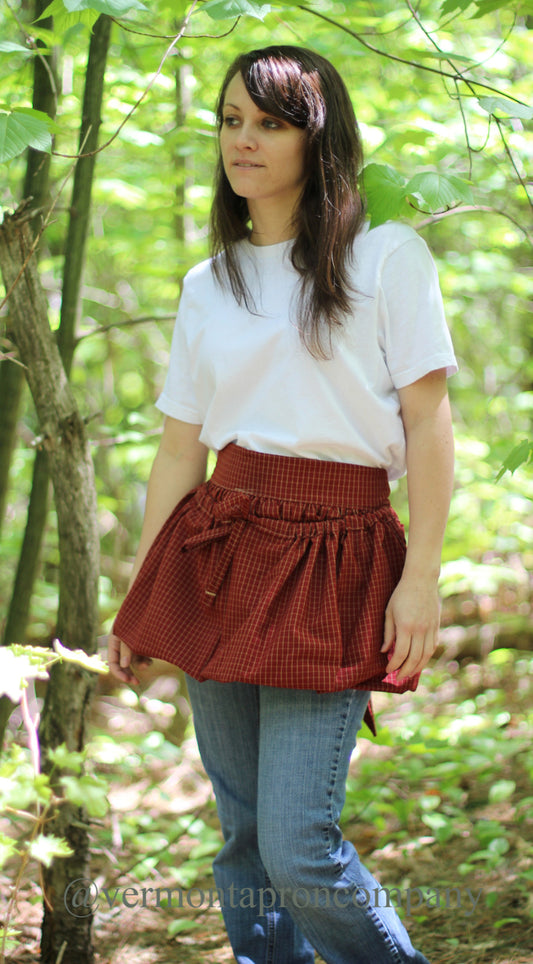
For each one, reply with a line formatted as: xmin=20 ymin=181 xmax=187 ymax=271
xmin=414 ymin=204 xmax=532 ymax=245
xmin=454 ymin=79 xmax=473 ymax=180
xmin=52 ymin=1 xmax=199 ymax=161
xmin=402 ymin=0 xmax=479 ymax=176
xmin=297 ymin=4 xmax=530 ymax=107
xmin=405 ymin=0 xmax=478 ymax=95
xmin=90 ymin=428 xmax=162 ymax=448
xmin=75 ymin=314 xmax=176 ymax=343
xmin=494 ymin=116 xmax=533 ymax=211
xmin=55 ymin=941 xmax=68 ymax=964
xmin=0 ymin=351 xmax=27 ymax=369
xmin=113 ymin=14 xmax=239 ymax=40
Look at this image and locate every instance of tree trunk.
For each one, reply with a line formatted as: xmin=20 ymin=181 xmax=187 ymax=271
xmin=0 ymin=0 xmax=57 ymax=537
xmin=57 ymin=13 xmax=112 ymax=371
xmin=0 ymin=210 xmax=99 ymax=964
xmin=2 ymin=13 xmax=111 ymax=654
xmin=0 ymin=0 xmax=57 ymax=712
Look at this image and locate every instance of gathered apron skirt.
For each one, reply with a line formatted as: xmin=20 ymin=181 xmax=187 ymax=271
xmin=113 ymin=443 xmax=420 ymax=734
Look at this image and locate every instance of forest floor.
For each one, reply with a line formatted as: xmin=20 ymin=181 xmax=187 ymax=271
xmin=2 ymin=648 xmax=533 ymax=964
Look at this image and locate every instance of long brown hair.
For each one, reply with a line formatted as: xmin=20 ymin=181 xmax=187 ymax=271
xmin=209 ymin=45 xmax=366 ymax=359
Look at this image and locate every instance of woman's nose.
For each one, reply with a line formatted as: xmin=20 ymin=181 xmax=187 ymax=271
xmin=235 ymin=122 xmax=257 ymax=149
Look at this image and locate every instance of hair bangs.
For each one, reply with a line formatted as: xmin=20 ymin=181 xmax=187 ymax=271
xmin=242 ymin=54 xmax=324 ymax=132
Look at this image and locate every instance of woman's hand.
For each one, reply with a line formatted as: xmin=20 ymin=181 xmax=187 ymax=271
xmin=107 ymin=633 xmax=152 ymax=687
xmin=381 ymin=575 xmax=440 ymax=682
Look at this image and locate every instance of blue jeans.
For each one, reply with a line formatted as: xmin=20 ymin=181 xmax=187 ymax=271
xmin=185 ymin=677 xmax=431 ymax=964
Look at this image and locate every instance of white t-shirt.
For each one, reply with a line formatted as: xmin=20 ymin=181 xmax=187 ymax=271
xmin=156 ymin=220 xmax=457 ymax=480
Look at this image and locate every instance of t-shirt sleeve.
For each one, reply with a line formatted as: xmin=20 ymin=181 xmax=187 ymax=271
xmin=381 ymin=234 xmax=458 ymax=389
xmin=155 ymin=277 xmax=203 ymax=424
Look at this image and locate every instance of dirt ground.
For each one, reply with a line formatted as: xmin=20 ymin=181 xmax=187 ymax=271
xmin=2 ymin=665 xmax=532 ymax=964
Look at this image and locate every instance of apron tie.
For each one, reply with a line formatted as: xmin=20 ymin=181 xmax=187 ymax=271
xmin=181 ymin=490 xmax=253 ymax=605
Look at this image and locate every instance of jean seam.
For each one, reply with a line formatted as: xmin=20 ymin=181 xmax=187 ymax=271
xmin=322 ymin=689 xmax=410 ymax=964
xmin=323 ymin=689 xmax=355 ymax=869
xmin=264 ymin=869 xmax=275 ymax=964
xmin=359 ymin=901 xmax=406 ymax=964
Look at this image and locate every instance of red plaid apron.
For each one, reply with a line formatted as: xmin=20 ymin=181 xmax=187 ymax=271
xmin=113 ymin=444 xmax=419 ymax=733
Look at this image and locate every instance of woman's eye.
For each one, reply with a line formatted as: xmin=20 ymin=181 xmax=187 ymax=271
xmin=223 ymin=116 xmax=239 ymax=127
xmin=263 ymin=118 xmax=281 ymax=130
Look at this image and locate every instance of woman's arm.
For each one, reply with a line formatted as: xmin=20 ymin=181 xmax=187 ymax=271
xmin=108 ymin=416 xmax=208 ymax=685
xmin=381 ymin=368 xmax=454 ymax=681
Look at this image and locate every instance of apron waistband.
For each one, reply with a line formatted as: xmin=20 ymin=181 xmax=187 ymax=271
xmin=211 ymin=444 xmax=390 ymax=509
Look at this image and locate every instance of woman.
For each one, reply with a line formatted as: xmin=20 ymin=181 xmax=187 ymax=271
xmin=109 ymin=45 xmax=456 ymax=964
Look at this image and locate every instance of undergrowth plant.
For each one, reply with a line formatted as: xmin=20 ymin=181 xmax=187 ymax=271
xmin=344 ymin=652 xmax=533 ymax=928
xmin=0 ymin=643 xmax=108 ymax=958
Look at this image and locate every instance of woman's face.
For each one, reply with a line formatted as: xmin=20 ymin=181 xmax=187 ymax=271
xmin=220 ymin=72 xmax=308 ymax=215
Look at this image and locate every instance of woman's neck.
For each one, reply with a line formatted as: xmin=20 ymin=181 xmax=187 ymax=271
xmin=248 ymin=200 xmax=298 ymax=246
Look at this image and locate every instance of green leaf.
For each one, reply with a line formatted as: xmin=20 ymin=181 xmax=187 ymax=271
xmin=405 ymin=171 xmax=473 ymax=211
xmin=0 ymin=766 xmax=51 ymax=810
xmin=489 ymin=780 xmax=516 ymax=804
xmin=0 ymin=109 xmax=53 ymax=164
xmin=53 ymin=638 xmax=109 ymax=675
xmin=47 ymin=744 xmax=85 ymax=774
xmin=496 ymin=439 xmax=532 ymax=480
xmin=421 ymin=811 xmax=455 ymax=841
xmin=473 ymin=0 xmax=533 ymax=17
xmin=401 ymin=47 xmax=475 ymax=66
xmin=0 ymin=833 xmax=19 ymax=870
xmin=167 ymin=919 xmax=203 ymax=937
xmin=0 ymin=929 xmax=21 ymax=953
xmin=0 ymin=41 xmax=35 ymax=55
xmin=36 ymin=0 xmax=100 ymax=31
xmin=64 ymin=0 xmax=147 ymax=12
xmin=441 ymin=0 xmax=533 ymax=17
xmin=478 ymin=97 xmax=533 ymax=121
xmin=201 ymin=0 xmax=271 ymax=20
xmin=487 ymin=836 xmax=510 ymax=856
xmin=28 ymin=834 xmax=74 ymax=867
xmin=362 ymin=163 xmax=409 ymax=227
xmin=60 ymin=774 xmax=109 ymax=817
xmin=439 ymin=0 xmax=472 ymax=15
